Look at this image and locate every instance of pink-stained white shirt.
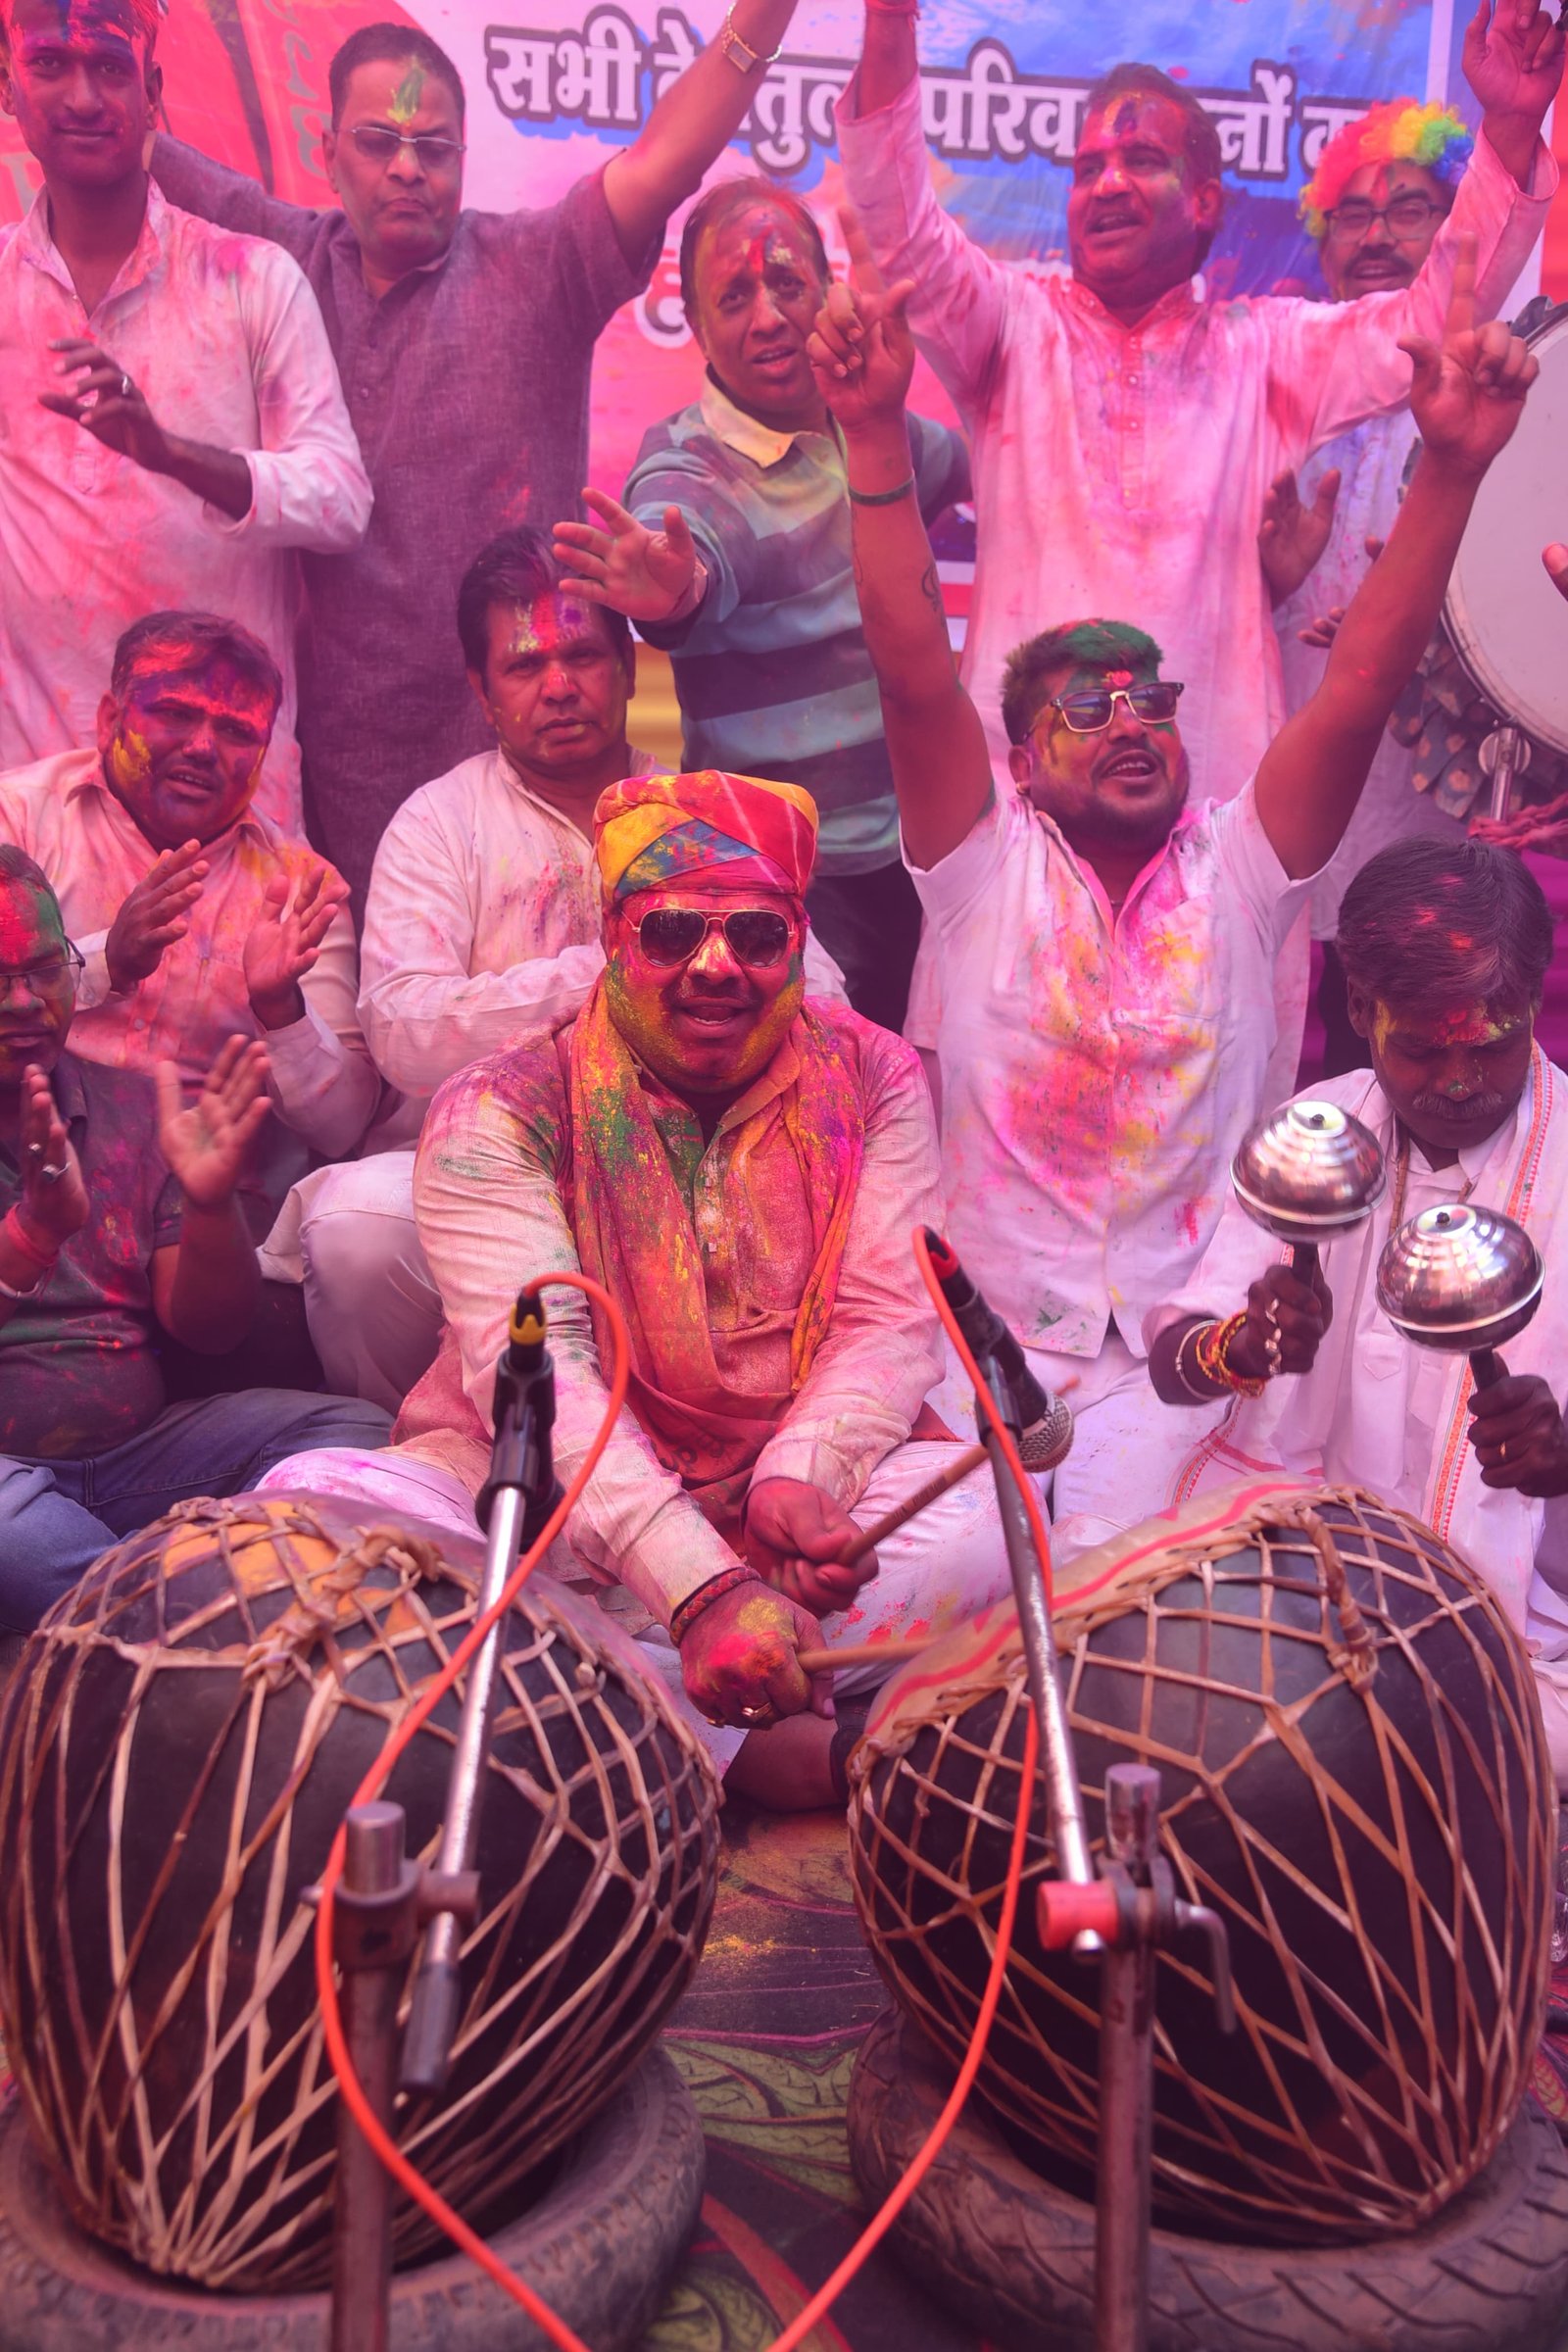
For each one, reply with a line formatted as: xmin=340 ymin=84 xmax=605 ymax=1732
xmin=908 ymin=780 xmax=1313 ymax=1363
xmin=1148 ymin=1060 xmax=1568 ymax=1658
xmin=0 ymin=184 xmax=371 ymax=836
xmin=837 ymin=78 xmax=1555 ymax=797
xmin=357 ymin=746 xmax=849 ymax=1122
xmin=0 ymin=750 xmax=378 ymax=1158
xmin=397 ymin=1013 xmax=945 ymax=1625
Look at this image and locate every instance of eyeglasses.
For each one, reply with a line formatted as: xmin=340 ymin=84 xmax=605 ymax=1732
xmin=633 ymin=907 xmax=798 ymax=969
xmin=1325 ymin=195 xmax=1448 ymax=242
xmin=348 ymin=122 xmax=466 ymax=172
xmin=1046 ymin=682 xmax=1185 ymax=735
xmin=0 ymin=946 xmax=84 ymax=996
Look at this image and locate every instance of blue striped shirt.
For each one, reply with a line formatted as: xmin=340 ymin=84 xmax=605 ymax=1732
xmin=626 ymin=376 xmax=969 ymax=875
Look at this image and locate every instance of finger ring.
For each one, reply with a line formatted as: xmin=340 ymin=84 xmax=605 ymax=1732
xmin=25 ymin=1142 xmax=42 ymax=1158
xmin=119 ymin=372 xmax=132 ymax=397
xmin=735 ymin=1704 xmax=769 ymax=1727
xmin=37 ymin=1163 xmax=64 ymax=1183
xmin=1499 ymin=1441 xmax=1507 ymax=1460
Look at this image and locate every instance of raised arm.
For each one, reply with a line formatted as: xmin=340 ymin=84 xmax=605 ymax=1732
xmin=601 ymin=0 xmax=801 ymax=264
xmin=807 ymin=219 xmax=993 ymax=870
xmin=1254 ymin=240 xmax=1535 ymax=878
xmin=150 ymin=135 xmax=322 ymax=264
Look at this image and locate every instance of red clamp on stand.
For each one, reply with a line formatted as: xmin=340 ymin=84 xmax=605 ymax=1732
xmin=1036 ymin=1767 xmax=1236 ymax=2352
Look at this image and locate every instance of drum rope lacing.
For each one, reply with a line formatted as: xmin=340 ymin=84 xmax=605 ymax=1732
xmin=313 ymin=1239 xmax=1052 ymax=2352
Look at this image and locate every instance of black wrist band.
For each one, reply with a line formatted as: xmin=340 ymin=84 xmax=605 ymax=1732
xmin=847 ymin=473 xmax=916 ymax=508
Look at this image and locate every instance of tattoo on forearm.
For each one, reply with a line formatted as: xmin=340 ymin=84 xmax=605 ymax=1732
xmin=919 ymin=562 xmax=945 ymax=627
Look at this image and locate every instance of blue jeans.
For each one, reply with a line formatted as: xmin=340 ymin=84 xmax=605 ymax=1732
xmin=0 ymin=1391 xmax=394 ymax=1634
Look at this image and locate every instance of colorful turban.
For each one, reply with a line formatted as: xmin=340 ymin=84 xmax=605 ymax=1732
xmin=593 ymin=769 xmax=818 ymax=904
xmin=1299 ymin=100 xmax=1473 ymax=242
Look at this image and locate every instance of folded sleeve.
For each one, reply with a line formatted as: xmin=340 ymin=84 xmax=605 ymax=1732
xmin=835 ymin=73 xmax=1012 ymax=420
xmin=266 ymin=905 xmax=380 ymax=1155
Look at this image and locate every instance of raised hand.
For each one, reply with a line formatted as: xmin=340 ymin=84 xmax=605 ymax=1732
xmin=1259 ymin=467 xmax=1342 ymax=605
xmin=807 ymin=206 xmax=917 ymax=430
xmin=1400 ymin=234 xmax=1537 ymax=474
xmin=1462 ymin=0 xmax=1565 ymax=140
xmin=552 ymin=489 xmax=701 ymax=623
xmin=40 ymin=341 xmax=179 ymax=476
xmin=242 ymin=862 xmax=349 ymax=1030
xmin=16 ymin=1064 xmax=88 ymax=1249
xmin=744 ymin=1475 xmax=880 ymax=1616
xmin=105 ymin=841 xmax=210 ymax=994
xmin=154 ymin=1037 xmax=270 ymax=1211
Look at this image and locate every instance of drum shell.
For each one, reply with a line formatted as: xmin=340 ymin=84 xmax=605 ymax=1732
xmin=849 ymin=1488 xmax=1553 ymax=2243
xmin=0 ymin=1494 xmax=721 ymax=2291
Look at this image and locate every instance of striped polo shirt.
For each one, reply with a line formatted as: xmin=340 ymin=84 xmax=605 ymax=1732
xmin=626 ymin=376 xmax=970 ymax=876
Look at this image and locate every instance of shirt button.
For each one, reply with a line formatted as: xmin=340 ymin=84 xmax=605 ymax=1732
xmin=1127 ymin=373 xmax=1141 ymax=387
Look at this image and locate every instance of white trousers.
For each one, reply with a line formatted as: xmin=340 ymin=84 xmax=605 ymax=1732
xmin=254 ymin=1437 xmax=1016 ymax=1774
xmin=261 ymin=1152 xmax=438 ymax=1414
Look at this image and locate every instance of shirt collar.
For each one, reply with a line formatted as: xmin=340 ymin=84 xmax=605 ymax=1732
xmin=1065 ymin=272 xmax=1200 ymax=331
xmin=21 ymin=176 xmax=167 ymax=304
xmin=699 ymin=372 xmax=836 ymax=470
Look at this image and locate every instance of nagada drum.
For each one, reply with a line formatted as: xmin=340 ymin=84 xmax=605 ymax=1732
xmin=0 ymin=1494 xmax=721 ymax=2291
xmin=848 ymin=1482 xmax=1554 ymax=2243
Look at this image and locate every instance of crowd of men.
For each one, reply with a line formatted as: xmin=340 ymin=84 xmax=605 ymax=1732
xmin=3 ymin=0 xmax=1568 ymax=1815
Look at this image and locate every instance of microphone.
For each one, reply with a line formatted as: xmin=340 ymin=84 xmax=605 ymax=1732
xmin=476 ymin=1286 xmax=564 ymax=1538
xmin=923 ymin=1230 xmax=1074 ymax=1472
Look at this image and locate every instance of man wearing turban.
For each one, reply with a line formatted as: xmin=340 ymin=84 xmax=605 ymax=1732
xmin=263 ymin=768 xmax=1010 ymax=1808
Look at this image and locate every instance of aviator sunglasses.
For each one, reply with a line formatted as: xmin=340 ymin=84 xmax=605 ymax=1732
xmin=634 ymin=906 xmax=798 ymax=969
xmin=1047 ymin=681 xmax=1185 ymax=734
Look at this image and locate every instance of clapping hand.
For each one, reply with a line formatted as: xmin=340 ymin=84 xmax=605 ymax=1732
xmin=154 ymin=1038 xmax=270 ymax=1211
xmin=105 ymin=841 xmax=209 ymax=993
xmin=807 ymin=207 xmax=918 ymax=429
xmin=242 ymin=862 xmax=348 ymax=1030
xmin=1259 ymin=467 xmax=1342 ymax=605
xmin=1400 ymin=234 xmax=1537 ymax=473
xmin=552 ymin=490 xmax=701 ymax=623
xmin=16 ymin=1065 xmax=88 ymax=1248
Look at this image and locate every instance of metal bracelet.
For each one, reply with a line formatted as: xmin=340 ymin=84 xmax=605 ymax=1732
xmin=1172 ymin=1319 xmax=1214 ymax=1402
xmin=719 ymin=4 xmax=781 ymax=74
xmin=847 ymin=473 xmax=916 ymax=507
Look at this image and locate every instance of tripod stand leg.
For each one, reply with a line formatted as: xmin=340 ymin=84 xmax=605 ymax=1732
xmin=330 ymin=1803 xmax=409 ymax=2352
xmin=1095 ymin=1768 xmax=1159 ymax=2352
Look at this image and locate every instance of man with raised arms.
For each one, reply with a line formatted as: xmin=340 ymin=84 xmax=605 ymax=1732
xmin=834 ymin=1 xmax=1559 ymax=796
xmin=152 ymin=5 xmax=812 ymax=906
xmin=1146 ymin=840 xmax=1568 ymax=1788
xmin=0 ymin=0 xmax=369 ymax=835
xmin=260 ymin=770 xmax=1008 ymax=1810
xmin=808 ymin=227 xmax=1534 ymax=1549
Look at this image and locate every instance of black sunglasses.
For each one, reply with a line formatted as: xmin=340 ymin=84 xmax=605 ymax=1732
xmin=634 ymin=906 xmax=797 ymax=969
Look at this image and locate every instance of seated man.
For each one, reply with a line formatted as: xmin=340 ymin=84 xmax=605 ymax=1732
xmin=810 ymin=228 xmax=1535 ymax=1553
xmin=0 ymin=0 xmax=369 ymax=833
xmin=554 ymin=177 xmax=969 ymax=1032
xmin=288 ymin=529 xmax=844 ymax=1411
xmin=0 ymin=848 xmax=390 ymax=1633
xmin=0 ymin=612 xmax=380 ymax=1227
xmin=260 ymin=771 xmax=1010 ymax=1808
xmin=1146 ymin=839 xmax=1568 ymax=1788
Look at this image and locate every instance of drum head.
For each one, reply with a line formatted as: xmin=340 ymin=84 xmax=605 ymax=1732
xmin=1443 ymin=305 xmax=1568 ymax=757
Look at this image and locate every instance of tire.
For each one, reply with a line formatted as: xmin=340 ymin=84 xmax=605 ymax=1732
xmin=847 ymin=2009 xmax=1568 ymax=2352
xmin=0 ymin=2046 xmax=704 ymax=2351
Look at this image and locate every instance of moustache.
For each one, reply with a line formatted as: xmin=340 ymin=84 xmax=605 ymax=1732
xmin=1409 ymin=1091 xmax=1510 ymax=1125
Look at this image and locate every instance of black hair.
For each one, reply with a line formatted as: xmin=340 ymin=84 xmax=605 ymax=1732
xmin=0 ymin=843 xmax=58 ymax=905
xmin=1082 ymin=63 xmax=1226 ymax=268
xmin=678 ymin=175 xmax=830 ymax=318
xmin=110 ymin=612 xmax=282 ymax=711
xmin=1000 ymin=619 xmax=1165 ymax=746
xmin=456 ymin=526 xmax=632 ymax=676
xmin=328 ymin=24 xmax=466 ymax=126
xmin=1337 ymin=837 xmax=1554 ymax=1010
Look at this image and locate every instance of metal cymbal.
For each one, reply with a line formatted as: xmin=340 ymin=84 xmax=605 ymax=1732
xmin=1231 ymin=1099 xmax=1386 ymax=1247
xmin=1375 ymin=1200 xmax=1544 ymax=1351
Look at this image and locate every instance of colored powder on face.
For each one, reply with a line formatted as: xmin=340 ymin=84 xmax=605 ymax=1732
xmin=388 ymin=63 xmax=424 ymax=122
xmin=106 ymin=725 xmax=151 ymax=791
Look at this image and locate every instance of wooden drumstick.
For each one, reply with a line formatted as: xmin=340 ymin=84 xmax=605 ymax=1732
xmin=797 ymin=1636 xmax=936 ymax=1675
xmin=836 ymin=1442 xmax=988 ymax=1567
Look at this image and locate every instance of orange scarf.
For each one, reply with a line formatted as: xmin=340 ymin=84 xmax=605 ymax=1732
xmin=564 ymin=979 xmax=866 ymax=1532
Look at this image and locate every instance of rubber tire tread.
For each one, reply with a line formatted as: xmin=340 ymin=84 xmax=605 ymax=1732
xmin=847 ymin=2008 xmax=1568 ymax=2352
xmin=0 ymin=2045 xmax=704 ymax=2349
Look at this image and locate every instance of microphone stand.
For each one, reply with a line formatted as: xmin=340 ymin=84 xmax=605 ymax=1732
xmin=323 ymin=1290 xmax=562 ymax=2352
xmin=926 ymin=1234 xmax=1234 ymax=2352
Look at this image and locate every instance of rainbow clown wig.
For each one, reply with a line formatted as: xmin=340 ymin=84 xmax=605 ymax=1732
xmin=1298 ymin=100 xmax=1473 ymax=242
